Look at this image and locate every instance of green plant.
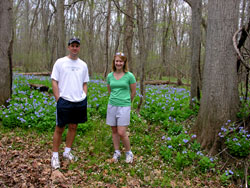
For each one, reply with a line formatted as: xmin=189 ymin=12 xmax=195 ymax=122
xmin=167 ymin=124 xmax=183 ymax=136
xmin=77 ymin=122 xmax=93 ymax=134
xmin=220 ymin=170 xmax=233 ymax=186
xmin=198 ymin=156 xmax=215 ymax=173
xmin=174 ymin=152 xmax=191 ymax=170
xmin=190 ymin=140 xmax=201 ymax=151
xmin=219 ymin=123 xmax=250 ymax=157
xmin=160 ymin=146 xmax=173 ymax=163
xmin=225 ymin=132 xmax=250 ymax=157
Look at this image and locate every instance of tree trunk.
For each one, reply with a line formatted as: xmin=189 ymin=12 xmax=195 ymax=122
xmin=103 ymin=0 xmax=111 ymax=78
xmin=0 ymin=0 xmax=13 ymax=105
xmin=57 ymin=0 xmax=65 ymax=58
xmin=136 ymin=0 xmax=146 ymax=112
xmin=184 ymin=0 xmax=202 ymax=106
xmin=146 ymin=0 xmax=155 ymax=54
xmin=88 ymin=0 xmax=94 ymax=76
xmin=24 ymin=0 xmax=30 ymax=72
xmin=161 ymin=0 xmax=172 ymax=80
xmin=114 ymin=3 xmax=122 ymax=53
xmin=240 ymin=0 xmax=246 ymax=28
xmin=123 ymin=0 xmax=134 ymax=73
xmin=193 ymin=0 xmax=240 ymax=155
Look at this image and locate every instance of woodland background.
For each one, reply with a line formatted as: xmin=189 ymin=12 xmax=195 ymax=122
xmin=0 ymin=0 xmax=250 ymax=187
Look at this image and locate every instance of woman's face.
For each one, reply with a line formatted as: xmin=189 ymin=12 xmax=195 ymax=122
xmin=114 ymin=56 xmax=124 ymax=71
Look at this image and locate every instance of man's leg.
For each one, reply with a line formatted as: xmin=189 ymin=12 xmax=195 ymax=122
xmin=53 ymin=125 xmax=65 ymax=152
xmin=51 ymin=125 xmax=65 ymax=169
xmin=65 ymin=123 xmax=77 ymax=148
xmin=63 ymin=123 xmax=78 ymax=161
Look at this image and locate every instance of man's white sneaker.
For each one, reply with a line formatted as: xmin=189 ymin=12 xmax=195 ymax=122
xmin=63 ymin=152 xmax=78 ymax=161
xmin=112 ymin=151 xmax=121 ymax=163
xmin=51 ymin=156 xmax=60 ymax=169
xmin=125 ymin=152 xmax=133 ymax=163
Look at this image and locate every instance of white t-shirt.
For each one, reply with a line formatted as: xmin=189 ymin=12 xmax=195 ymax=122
xmin=51 ymin=56 xmax=89 ymax=102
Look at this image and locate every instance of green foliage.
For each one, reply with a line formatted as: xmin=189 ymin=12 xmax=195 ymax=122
xmin=219 ymin=122 xmax=250 ymax=157
xmin=160 ymin=126 xmax=216 ymax=173
xmin=167 ymin=123 xmax=183 ymax=136
xmin=160 ymin=146 xmax=173 ymax=163
xmin=137 ymin=85 xmax=199 ymax=124
xmin=77 ymin=122 xmax=93 ymax=134
xmin=0 ymin=75 xmax=91 ymax=133
xmin=225 ymin=132 xmax=250 ymax=157
xmin=174 ymin=151 xmax=192 ymax=170
xmin=198 ymin=156 xmax=215 ymax=173
xmin=220 ymin=170 xmax=233 ymax=186
xmin=1 ymin=74 xmax=246 ymax=187
xmin=237 ymin=98 xmax=250 ymax=119
xmin=190 ymin=140 xmax=201 ymax=151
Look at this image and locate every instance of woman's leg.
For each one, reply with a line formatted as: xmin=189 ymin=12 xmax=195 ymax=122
xmin=111 ymin=126 xmax=120 ymax=150
xmin=117 ymin=126 xmax=130 ymax=152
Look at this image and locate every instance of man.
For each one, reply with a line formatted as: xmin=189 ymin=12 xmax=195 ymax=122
xmin=50 ymin=37 xmax=89 ymax=169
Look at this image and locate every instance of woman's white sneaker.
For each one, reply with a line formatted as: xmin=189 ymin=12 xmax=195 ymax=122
xmin=112 ymin=151 xmax=121 ymax=163
xmin=51 ymin=156 xmax=60 ymax=169
xmin=125 ymin=152 xmax=133 ymax=163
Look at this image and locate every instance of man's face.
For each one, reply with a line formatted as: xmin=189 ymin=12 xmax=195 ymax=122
xmin=68 ymin=42 xmax=80 ymax=57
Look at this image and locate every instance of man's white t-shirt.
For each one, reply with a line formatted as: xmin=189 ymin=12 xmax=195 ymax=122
xmin=51 ymin=56 xmax=89 ymax=102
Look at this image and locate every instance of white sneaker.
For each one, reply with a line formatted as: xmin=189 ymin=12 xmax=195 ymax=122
xmin=125 ymin=152 xmax=133 ymax=163
xmin=112 ymin=151 xmax=121 ymax=163
xmin=63 ymin=152 xmax=78 ymax=161
xmin=51 ymin=156 xmax=60 ymax=169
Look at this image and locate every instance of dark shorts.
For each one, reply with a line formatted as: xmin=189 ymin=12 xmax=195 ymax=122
xmin=56 ymin=97 xmax=87 ymax=127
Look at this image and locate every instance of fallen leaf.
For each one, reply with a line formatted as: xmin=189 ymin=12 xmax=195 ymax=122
xmin=51 ymin=170 xmax=66 ymax=183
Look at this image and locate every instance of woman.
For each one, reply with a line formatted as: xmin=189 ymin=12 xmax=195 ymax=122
xmin=106 ymin=52 xmax=136 ymax=163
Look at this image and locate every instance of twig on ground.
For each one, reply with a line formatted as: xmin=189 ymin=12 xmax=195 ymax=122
xmin=244 ymin=157 xmax=249 ymax=188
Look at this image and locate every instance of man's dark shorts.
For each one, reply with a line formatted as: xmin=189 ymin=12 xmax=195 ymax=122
xmin=56 ymin=97 xmax=87 ymax=127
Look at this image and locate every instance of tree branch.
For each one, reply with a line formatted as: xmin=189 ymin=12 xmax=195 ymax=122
xmin=183 ymin=0 xmax=192 ymax=7
xmin=111 ymin=0 xmax=136 ymax=20
xmin=233 ymin=27 xmax=250 ymax=70
xmin=64 ymin=0 xmax=85 ymax=8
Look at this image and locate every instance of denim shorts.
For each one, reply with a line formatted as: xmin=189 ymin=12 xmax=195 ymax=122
xmin=106 ymin=104 xmax=131 ymax=126
xmin=56 ymin=97 xmax=87 ymax=127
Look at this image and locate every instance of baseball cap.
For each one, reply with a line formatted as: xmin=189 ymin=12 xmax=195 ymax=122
xmin=68 ymin=37 xmax=80 ymax=45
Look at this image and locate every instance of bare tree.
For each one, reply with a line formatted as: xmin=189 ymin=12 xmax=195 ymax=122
xmin=161 ymin=0 xmax=172 ymax=80
xmin=56 ymin=0 xmax=65 ymax=58
xmin=87 ymin=0 xmax=95 ymax=76
xmin=193 ymin=0 xmax=240 ymax=155
xmin=103 ymin=0 xmax=111 ymax=78
xmin=184 ymin=0 xmax=202 ymax=106
xmin=0 ymin=0 xmax=13 ymax=105
xmin=113 ymin=2 xmax=122 ymax=53
xmin=136 ymin=0 xmax=146 ymax=112
xmin=123 ymin=0 xmax=135 ymax=74
xmin=240 ymin=0 xmax=247 ymax=28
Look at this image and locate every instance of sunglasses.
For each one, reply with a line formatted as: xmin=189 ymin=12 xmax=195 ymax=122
xmin=116 ymin=52 xmax=125 ymax=56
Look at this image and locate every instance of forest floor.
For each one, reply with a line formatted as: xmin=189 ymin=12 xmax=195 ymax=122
xmin=0 ymin=118 xmax=239 ymax=188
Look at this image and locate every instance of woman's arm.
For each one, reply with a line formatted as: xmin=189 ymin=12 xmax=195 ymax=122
xmin=130 ymin=83 xmax=136 ymax=102
xmin=107 ymin=84 xmax=111 ymax=95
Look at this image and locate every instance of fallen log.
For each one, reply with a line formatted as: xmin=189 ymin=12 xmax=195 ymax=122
xmin=144 ymin=80 xmax=190 ymax=86
xmin=18 ymin=72 xmax=51 ymax=76
xmin=29 ymin=83 xmax=49 ymax=92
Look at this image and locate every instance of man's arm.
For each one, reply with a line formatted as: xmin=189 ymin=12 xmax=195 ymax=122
xmin=52 ymin=79 xmax=60 ymax=102
xmin=83 ymin=82 xmax=88 ymax=95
